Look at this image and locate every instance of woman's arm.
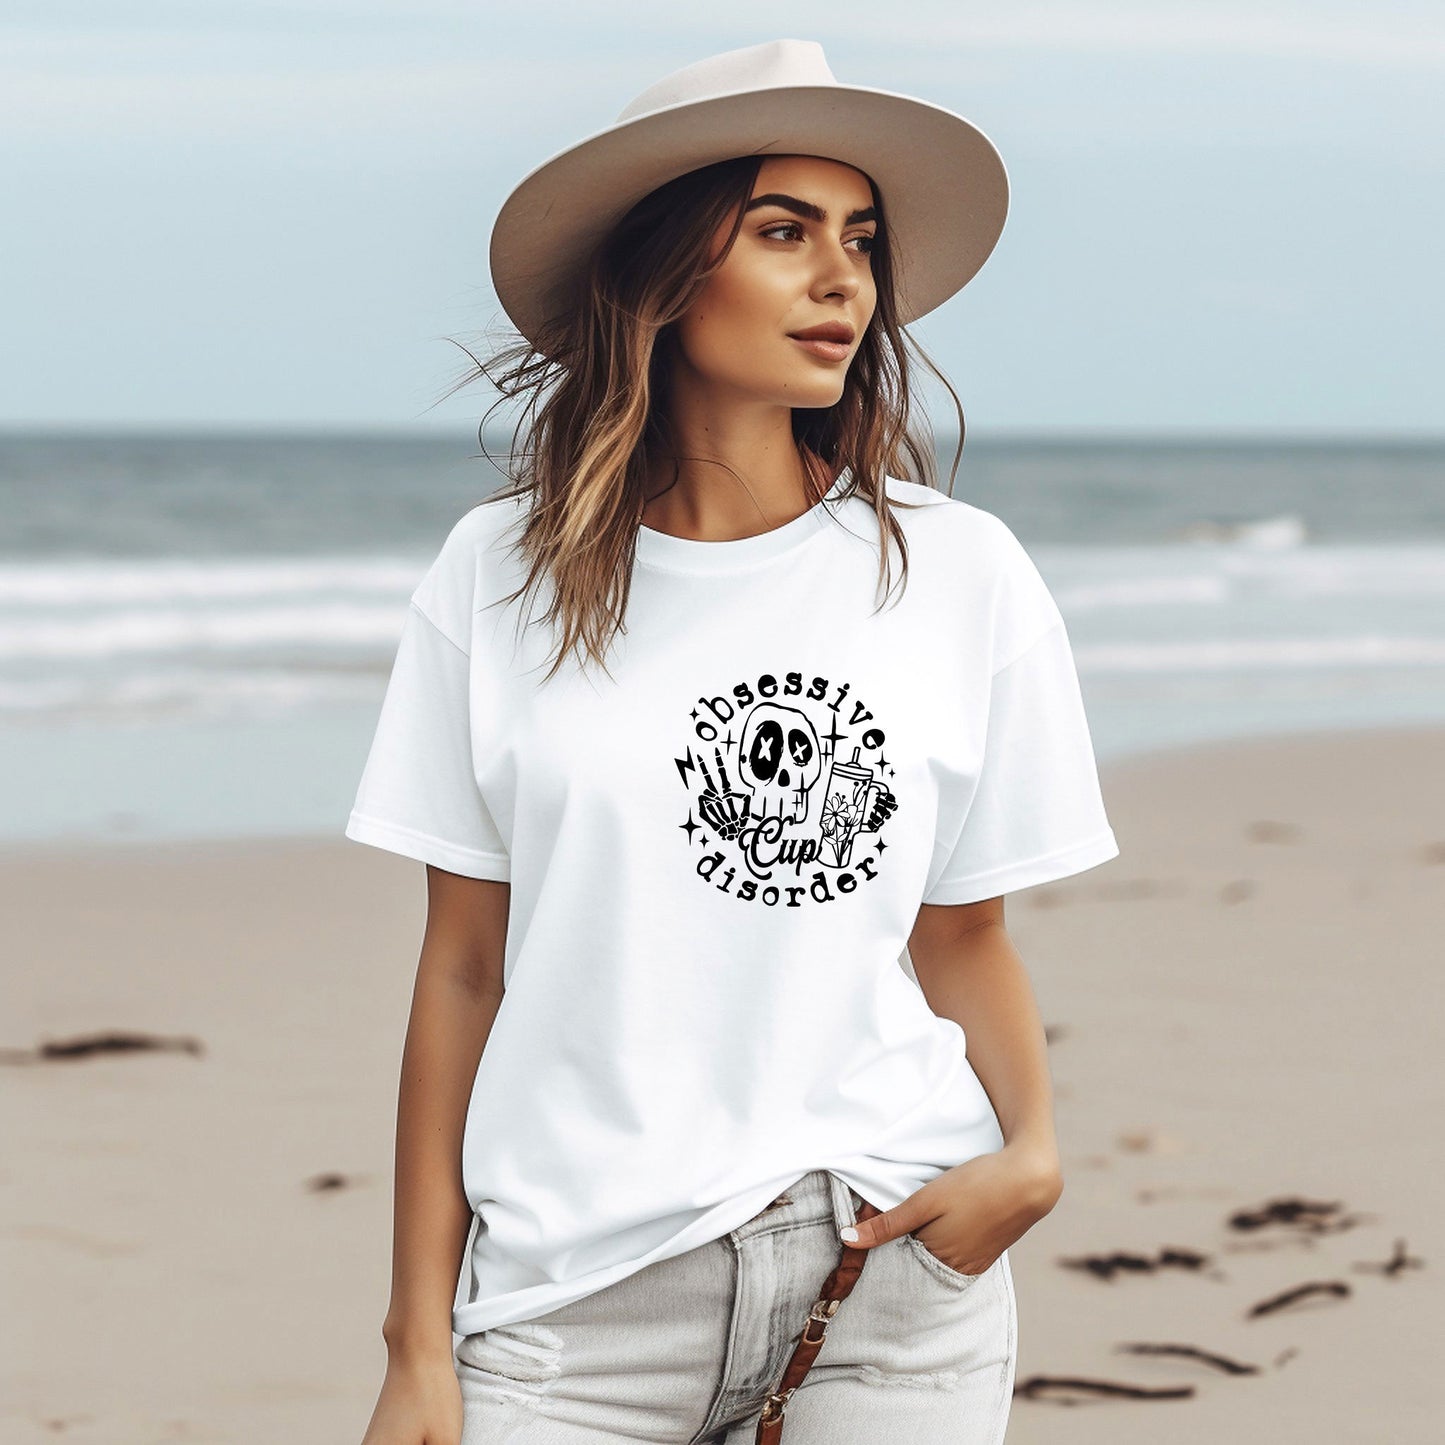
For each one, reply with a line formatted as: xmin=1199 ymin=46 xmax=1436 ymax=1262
xmin=359 ymin=867 xmax=508 ymax=1442
xmin=381 ymin=866 xmax=510 ymax=1364
xmin=907 ymin=895 xmax=1062 ymax=1184
xmin=834 ymin=896 xmax=1065 ymax=1269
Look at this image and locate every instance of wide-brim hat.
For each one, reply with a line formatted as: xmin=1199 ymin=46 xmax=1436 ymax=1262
xmin=489 ymin=38 xmax=1009 ymax=355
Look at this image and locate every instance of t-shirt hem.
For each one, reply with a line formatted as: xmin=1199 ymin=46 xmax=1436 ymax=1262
xmin=922 ymin=828 xmax=1120 ymax=906
xmin=449 ymin=1151 xmax=980 ymax=1338
xmin=452 ymin=1172 xmax=799 ymax=1337
xmin=344 ymin=811 xmax=511 ymax=881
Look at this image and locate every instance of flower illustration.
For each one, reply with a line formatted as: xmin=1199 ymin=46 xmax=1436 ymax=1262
xmin=818 ymin=790 xmax=849 ymax=839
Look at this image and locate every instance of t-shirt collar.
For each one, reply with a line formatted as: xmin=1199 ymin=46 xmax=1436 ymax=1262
xmin=633 ymin=466 xmax=851 ymax=575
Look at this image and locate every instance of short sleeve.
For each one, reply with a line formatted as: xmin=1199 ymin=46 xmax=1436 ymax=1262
xmin=923 ymin=619 xmax=1119 ymax=905
xmin=344 ymin=599 xmax=511 ymax=881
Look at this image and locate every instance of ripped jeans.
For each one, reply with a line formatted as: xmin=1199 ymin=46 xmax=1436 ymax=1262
xmin=455 ymin=1167 xmax=1017 ymax=1443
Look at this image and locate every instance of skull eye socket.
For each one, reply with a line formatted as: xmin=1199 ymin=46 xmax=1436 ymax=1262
xmin=787 ymin=729 xmax=815 ymax=769
xmin=746 ymin=720 xmax=785 ymax=785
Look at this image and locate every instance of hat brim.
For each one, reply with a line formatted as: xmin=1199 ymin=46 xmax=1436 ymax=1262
xmin=489 ymin=82 xmax=1009 ymax=350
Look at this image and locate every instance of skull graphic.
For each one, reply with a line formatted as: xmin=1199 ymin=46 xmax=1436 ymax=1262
xmin=736 ymin=704 xmax=823 ymax=824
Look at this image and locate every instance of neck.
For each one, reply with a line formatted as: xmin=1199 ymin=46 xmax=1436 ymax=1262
xmin=641 ymin=398 xmax=831 ymax=544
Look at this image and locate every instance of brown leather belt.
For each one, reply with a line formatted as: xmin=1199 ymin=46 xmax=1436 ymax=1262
xmin=754 ymin=1198 xmax=883 ymax=1444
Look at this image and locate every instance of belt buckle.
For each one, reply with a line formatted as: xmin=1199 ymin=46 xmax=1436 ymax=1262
xmin=801 ymin=1295 xmax=839 ymax=1344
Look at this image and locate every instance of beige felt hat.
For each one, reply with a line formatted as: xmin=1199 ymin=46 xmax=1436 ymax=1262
xmin=489 ymin=38 xmax=1010 ymax=352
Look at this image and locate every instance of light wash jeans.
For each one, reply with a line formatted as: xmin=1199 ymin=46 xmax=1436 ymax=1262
xmin=455 ymin=1167 xmax=1018 ymax=1443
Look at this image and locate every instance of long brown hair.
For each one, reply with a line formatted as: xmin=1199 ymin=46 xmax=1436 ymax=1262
xmin=435 ymin=154 xmax=967 ymax=684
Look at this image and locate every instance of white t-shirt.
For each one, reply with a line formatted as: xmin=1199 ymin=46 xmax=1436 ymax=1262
xmin=345 ymin=469 xmax=1119 ymax=1336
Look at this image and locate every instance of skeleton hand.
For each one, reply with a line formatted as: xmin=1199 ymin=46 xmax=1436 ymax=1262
xmin=697 ymin=746 xmax=751 ymax=841
xmin=863 ymin=787 xmax=899 ymax=834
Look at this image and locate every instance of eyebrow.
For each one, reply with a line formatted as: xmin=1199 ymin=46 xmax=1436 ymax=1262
xmin=744 ymin=192 xmax=878 ymax=226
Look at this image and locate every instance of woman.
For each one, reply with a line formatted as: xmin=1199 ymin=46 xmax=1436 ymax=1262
xmin=347 ymin=39 xmax=1119 ymax=1445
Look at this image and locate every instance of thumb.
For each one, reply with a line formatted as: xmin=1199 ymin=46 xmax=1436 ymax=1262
xmin=839 ymin=1200 xmax=907 ymax=1249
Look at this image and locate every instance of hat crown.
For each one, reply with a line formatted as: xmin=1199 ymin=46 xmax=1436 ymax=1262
xmin=615 ymin=38 xmax=838 ymax=124
xmin=491 ymin=38 xmax=1010 ymax=354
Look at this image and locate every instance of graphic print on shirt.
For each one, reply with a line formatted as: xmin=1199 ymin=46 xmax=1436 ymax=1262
xmin=675 ymin=671 xmax=899 ymax=903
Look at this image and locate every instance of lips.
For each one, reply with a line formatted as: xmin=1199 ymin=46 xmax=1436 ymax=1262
xmin=788 ymin=322 xmax=856 ymax=344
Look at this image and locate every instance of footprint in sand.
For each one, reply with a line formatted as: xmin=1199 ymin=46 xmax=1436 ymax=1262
xmin=1246 ymin=819 xmax=1302 ymax=843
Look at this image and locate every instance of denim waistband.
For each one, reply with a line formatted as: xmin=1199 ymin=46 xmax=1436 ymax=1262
xmin=730 ymin=1168 xmax=862 ymax=1243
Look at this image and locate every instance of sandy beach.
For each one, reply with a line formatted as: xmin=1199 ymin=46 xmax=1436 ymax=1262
xmin=3 ymin=723 xmax=1441 ymax=1443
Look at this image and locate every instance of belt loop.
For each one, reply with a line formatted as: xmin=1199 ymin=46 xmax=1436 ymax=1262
xmin=826 ymin=1171 xmax=858 ymax=1235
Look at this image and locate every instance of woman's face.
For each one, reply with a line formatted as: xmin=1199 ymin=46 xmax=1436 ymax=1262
xmin=670 ymin=154 xmax=879 ymax=411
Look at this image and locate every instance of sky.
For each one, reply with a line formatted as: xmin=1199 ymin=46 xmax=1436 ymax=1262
xmin=2 ymin=1 xmax=1442 ymax=436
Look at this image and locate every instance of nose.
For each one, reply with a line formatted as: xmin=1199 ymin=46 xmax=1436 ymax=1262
xmin=811 ymin=234 xmax=864 ymax=303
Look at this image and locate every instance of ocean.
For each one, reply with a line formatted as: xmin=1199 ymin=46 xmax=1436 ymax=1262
xmin=3 ymin=430 xmax=1442 ymax=847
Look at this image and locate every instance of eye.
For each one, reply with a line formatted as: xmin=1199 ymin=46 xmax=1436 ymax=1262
xmin=760 ymin=220 xmax=805 ymax=244
xmin=760 ymin=221 xmax=877 ymax=256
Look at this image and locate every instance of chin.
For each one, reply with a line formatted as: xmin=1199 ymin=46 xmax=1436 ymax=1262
xmin=779 ymin=372 xmax=846 ymax=403
xmin=796 ymin=386 xmax=847 ymax=408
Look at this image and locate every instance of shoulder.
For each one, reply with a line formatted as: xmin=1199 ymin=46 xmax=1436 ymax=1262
xmin=429 ymin=486 xmax=530 ymax=569
xmin=880 ymin=475 xmax=1063 ymax=669
xmin=881 ymin=475 xmax=1033 ymax=571
xmin=410 ymin=488 xmax=529 ymax=648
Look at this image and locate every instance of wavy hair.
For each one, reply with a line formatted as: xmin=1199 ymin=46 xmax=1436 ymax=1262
xmin=436 ymin=154 xmax=967 ymax=684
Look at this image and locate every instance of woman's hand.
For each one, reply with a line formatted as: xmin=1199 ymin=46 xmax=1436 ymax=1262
xmin=359 ymin=1348 xmax=464 ymax=1445
xmin=839 ymin=1143 xmax=1063 ymax=1275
